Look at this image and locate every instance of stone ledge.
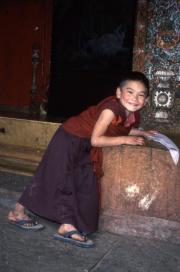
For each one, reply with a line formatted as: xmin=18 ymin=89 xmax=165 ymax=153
xmin=0 ymin=143 xmax=44 ymax=162
xmin=100 ymin=144 xmax=180 ymax=242
xmin=0 ymin=117 xmax=60 ymax=175
xmin=100 ymin=212 xmax=180 ymax=245
xmin=0 ymin=116 xmax=60 ymax=149
xmin=0 ymin=143 xmax=44 ymax=176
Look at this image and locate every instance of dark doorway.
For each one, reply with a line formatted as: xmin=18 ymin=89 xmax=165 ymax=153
xmin=48 ymin=0 xmax=137 ymax=119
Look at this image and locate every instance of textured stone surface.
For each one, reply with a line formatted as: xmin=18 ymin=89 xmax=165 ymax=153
xmin=1 ymin=181 xmax=180 ymax=272
xmin=100 ymin=144 xmax=180 ymax=240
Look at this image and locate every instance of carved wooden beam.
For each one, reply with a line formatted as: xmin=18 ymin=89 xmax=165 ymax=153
xmin=29 ymin=43 xmax=41 ymax=115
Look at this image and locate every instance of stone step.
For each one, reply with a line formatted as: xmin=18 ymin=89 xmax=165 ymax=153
xmin=0 ymin=143 xmax=44 ymax=176
xmin=0 ymin=116 xmax=60 ymax=176
xmin=0 ymin=157 xmax=38 ymax=176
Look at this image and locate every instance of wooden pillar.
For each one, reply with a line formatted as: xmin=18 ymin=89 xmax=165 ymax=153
xmin=133 ymin=0 xmax=149 ymax=72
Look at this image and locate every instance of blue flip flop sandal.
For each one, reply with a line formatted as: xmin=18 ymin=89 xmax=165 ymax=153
xmin=8 ymin=215 xmax=44 ymax=231
xmin=53 ymin=230 xmax=95 ymax=248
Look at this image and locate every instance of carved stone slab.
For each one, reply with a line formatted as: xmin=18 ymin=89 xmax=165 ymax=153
xmin=100 ymin=145 xmax=180 ymax=242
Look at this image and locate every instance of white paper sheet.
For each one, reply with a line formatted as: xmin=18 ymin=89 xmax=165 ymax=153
xmin=146 ymin=133 xmax=179 ymax=165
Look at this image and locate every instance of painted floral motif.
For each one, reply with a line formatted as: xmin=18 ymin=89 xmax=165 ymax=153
xmin=134 ymin=0 xmax=180 ymax=124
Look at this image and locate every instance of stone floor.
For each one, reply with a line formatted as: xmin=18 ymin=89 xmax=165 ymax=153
xmin=0 ymin=171 xmax=180 ymax=272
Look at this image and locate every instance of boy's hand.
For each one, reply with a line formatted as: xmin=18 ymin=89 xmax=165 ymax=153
xmin=141 ymin=130 xmax=158 ymax=137
xmin=124 ymin=136 xmax=145 ymax=146
xmin=129 ymin=128 xmax=158 ymax=138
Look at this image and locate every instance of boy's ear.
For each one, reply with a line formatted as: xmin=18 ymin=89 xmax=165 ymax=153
xmin=116 ymin=87 xmax=121 ymax=99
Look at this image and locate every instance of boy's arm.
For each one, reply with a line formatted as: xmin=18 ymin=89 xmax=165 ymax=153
xmin=129 ymin=128 xmax=158 ymax=137
xmin=91 ymin=109 xmax=145 ymax=147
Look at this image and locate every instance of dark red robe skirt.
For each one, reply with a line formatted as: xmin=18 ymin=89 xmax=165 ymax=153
xmin=18 ymin=127 xmax=99 ymax=233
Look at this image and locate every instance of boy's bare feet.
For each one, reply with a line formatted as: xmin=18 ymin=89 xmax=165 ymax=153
xmin=8 ymin=203 xmax=28 ymax=221
xmin=55 ymin=224 xmax=94 ymax=248
xmin=58 ymin=224 xmax=86 ymax=242
xmin=8 ymin=203 xmax=44 ymax=230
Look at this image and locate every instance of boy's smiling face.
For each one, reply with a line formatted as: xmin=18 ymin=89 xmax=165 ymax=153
xmin=116 ymin=80 xmax=148 ymax=113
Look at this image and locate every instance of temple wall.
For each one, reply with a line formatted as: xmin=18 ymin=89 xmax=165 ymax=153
xmin=100 ymin=145 xmax=180 ymax=242
xmin=133 ymin=0 xmax=180 ymax=128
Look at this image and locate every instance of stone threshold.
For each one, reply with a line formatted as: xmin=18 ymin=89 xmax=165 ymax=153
xmin=0 ymin=116 xmax=60 ymax=176
xmin=0 ymin=143 xmax=44 ymax=176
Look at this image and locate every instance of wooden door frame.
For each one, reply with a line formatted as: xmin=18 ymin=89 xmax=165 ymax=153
xmin=0 ymin=0 xmax=53 ymax=117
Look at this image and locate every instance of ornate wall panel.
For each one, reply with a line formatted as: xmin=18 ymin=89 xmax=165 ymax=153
xmin=133 ymin=0 xmax=149 ymax=72
xmin=133 ymin=0 xmax=180 ymax=126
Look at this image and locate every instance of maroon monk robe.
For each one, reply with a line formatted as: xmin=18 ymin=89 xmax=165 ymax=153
xmin=63 ymin=96 xmax=140 ymax=178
